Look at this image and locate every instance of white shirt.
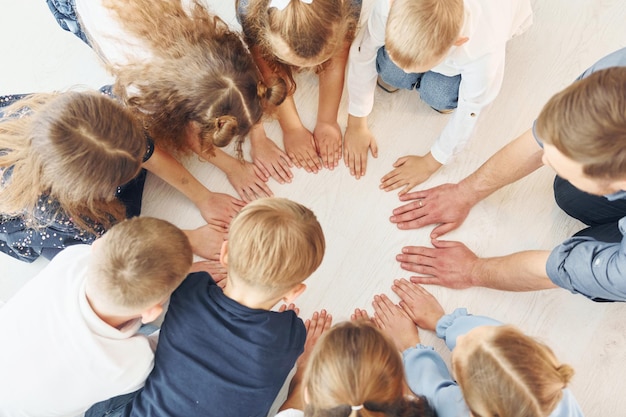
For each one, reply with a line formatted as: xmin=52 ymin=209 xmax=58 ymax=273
xmin=347 ymin=0 xmax=532 ymax=163
xmin=0 ymin=245 xmax=154 ymax=417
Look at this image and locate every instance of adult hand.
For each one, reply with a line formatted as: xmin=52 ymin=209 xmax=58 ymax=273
xmin=283 ymin=125 xmax=322 ymax=173
xmin=390 ymin=183 xmax=475 ymax=238
xmin=372 ymin=294 xmax=420 ymax=351
xmin=250 ymin=130 xmax=294 ymax=184
xmin=224 ymin=160 xmax=273 ymax=203
xmin=313 ymin=120 xmax=342 ymax=170
xmin=391 ymin=278 xmax=444 ymax=331
xmin=380 ymin=153 xmax=442 ymax=195
xmin=343 ymin=120 xmax=378 ymax=179
xmin=397 ymin=239 xmax=480 ymax=289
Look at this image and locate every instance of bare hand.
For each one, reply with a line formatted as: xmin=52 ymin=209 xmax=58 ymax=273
xmin=224 ymin=160 xmax=273 ymax=202
xmin=301 ymin=309 xmax=333 ymax=364
xmin=350 ymin=308 xmax=371 ymax=322
xmin=184 ymin=224 xmax=226 ymax=261
xmin=372 ymin=294 xmax=420 ymax=351
xmin=313 ymin=121 xmax=342 ymax=170
xmin=278 ymin=303 xmax=300 ymax=316
xmin=283 ymin=125 xmax=322 ymax=173
xmin=391 ymin=278 xmax=444 ymax=331
xmin=397 ymin=240 xmax=480 ymax=289
xmin=389 ymin=183 xmax=474 ymax=238
xmin=250 ymin=130 xmax=294 ymax=184
xmin=380 ymin=154 xmax=442 ymax=195
xmin=189 ymin=260 xmax=227 ymax=283
xmin=197 ymin=192 xmax=245 ymax=231
xmin=343 ymin=123 xmax=378 ymax=179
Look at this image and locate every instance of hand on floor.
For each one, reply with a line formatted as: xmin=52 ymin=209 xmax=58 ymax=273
xmin=380 ymin=153 xmax=442 ymax=195
xmin=283 ymin=125 xmax=322 ymax=173
xmin=343 ymin=123 xmax=378 ymax=179
xmin=250 ymin=133 xmax=294 ymax=184
xmin=189 ymin=260 xmax=227 ymax=283
xmin=224 ymin=159 xmax=273 ymax=202
xmin=185 ymin=224 xmax=226 ymax=261
xmin=391 ymin=278 xmax=444 ymax=331
xmin=313 ymin=121 xmax=342 ymax=170
xmin=372 ymin=294 xmax=420 ymax=352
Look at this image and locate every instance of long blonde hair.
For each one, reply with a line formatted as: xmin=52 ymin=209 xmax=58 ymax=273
xmin=238 ymin=0 xmax=360 ymax=93
xmin=453 ymin=325 xmax=575 ymax=417
xmin=303 ymin=321 xmax=435 ymax=417
xmin=104 ymin=0 xmax=286 ymax=158
xmin=0 ymin=92 xmax=145 ymax=233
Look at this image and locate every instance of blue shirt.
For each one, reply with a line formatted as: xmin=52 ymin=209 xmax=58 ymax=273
xmin=403 ymin=309 xmax=584 ymax=417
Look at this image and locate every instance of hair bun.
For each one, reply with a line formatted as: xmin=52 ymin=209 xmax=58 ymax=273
xmin=213 ymin=115 xmax=238 ymax=147
xmin=258 ymin=79 xmax=287 ymax=106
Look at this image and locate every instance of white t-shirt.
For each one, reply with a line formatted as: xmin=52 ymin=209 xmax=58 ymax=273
xmin=347 ymin=0 xmax=533 ymax=164
xmin=0 ymin=245 xmax=154 ymax=417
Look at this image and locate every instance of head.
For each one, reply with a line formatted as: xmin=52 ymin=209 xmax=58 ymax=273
xmin=452 ymin=325 xmax=575 ymax=417
xmin=386 ymin=0 xmax=464 ymax=73
xmin=106 ymin=0 xmax=287 ymax=158
xmin=86 ymin=217 xmax=192 ymax=322
xmin=536 ymin=67 xmax=626 ymax=195
xmin=239 ymin=0 xmax=359 ymax=91
xmin=225 ymin=197 xmax=325 ymax=301
xmin=303 ymin=321 xmax=435 ymax=417
xmin=0 ymin=92 xmax=145 ymax=232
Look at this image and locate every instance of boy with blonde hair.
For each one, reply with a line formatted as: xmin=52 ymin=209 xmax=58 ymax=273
xmin=344 ymin=0 xmax=532 ymax=188
xmin=97 ymin=197 xmax=326 ymax=417
xmin=0 ymin=217 xmax=192 ymax=417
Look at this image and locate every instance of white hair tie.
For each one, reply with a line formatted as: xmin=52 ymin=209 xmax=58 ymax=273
xmin=351 ymin=405 xmax=364 ymax=411
xmin=269 ymin=0 xmax=313 ymax=10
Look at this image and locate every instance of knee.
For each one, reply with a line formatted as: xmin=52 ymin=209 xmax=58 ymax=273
xmin=419 ymin=72 xmax=461 ymax=111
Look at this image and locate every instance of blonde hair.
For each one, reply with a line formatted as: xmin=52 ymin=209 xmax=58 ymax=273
xmin=0 ymin=92 xmax=144 ymax=234
xmin=536 ymin=67 xmax=626 ymax=180
xmin=386 ymin=0 xmax=463 ymax=69
xmin=303 ymin=321 xmax=435 ymax=417
xmin=453 ymin=325 xmax=575 ymax=417
xmin=238 ymin=0 xmax=359 ymax=93
xmin=227 ymin=197 xmax=325 ymax=296
xmin=90 ymin=217 xmax=192 ymax=310
xmin=104 ymin=0 xmax=287 ymax=158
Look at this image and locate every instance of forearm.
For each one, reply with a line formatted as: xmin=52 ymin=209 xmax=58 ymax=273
xmin=142 ymin=146 xmax=212 ymax=204
xmin=277 ymin=96 xmax=304 ymax=131
xmin=317 ymin=42 xmax=350 ymax=123
xmin=459 ymin=128 xmax=544 ymax=204
xmin=472 ymin=250 xmax=557 ymax=291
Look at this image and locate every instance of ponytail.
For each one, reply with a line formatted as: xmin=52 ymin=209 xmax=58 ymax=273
xmin=257 ymin=79 xmax=288 ymax=106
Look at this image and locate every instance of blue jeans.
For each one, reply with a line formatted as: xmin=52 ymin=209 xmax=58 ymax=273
xmin=554 ymin=176 xmax=626 ymax=243
xmin=376 ymin=46 xmax=461 ymax=111
xmin=85 ymin=390 xmax=139 ymax=417
xmin=46 ymin=0 xmax=91 ymax=45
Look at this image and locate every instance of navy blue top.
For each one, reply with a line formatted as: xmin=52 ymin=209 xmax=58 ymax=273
xmin=125 ymin=272 xmax=306 ymax=417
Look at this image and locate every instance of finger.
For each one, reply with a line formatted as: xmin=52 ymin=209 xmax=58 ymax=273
xmin=253 ymin=180 xmax=273 ymax=198
xmin=288 ymin=151 xmax=303 ymax=169
xmin=348 ymin=151 xmax=356 ymax=176
xmin=254 ymin=160 xmax=271 ymax=180
xmin=431 ymin=239 xmax=461 ymax=249
xmin=371 ymin=138 xmax=379 ymax=158
xmin=410 ymin=275 xmax=444 ymax=286
xmin=401 ymin=245 xmax=438 ymax=257
xmin=399 ymin=182 xmax=414 ymax=196
xmin=431 ymin=222 xmax=457 ymax=239
xmin=393 ymin=156 xmax=407 ymax=168
xmin=399 ymin=190 xmax=430 ymax=201
xmin=309 ymin=149 xmax=323 ymax=171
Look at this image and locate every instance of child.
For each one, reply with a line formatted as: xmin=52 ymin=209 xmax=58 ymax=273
xmin=0 ymin=217 xmax=192 ymax=417
xmin=47 ymin=0 xmax=287 ymax=202
xmin=237 ymin=0 xmax=362 ymax=174
xmin=90 ymin=197 xmax=326 ymax=417
xmin=345 ymin=0 xmax=532 ymax=187
xmin=0 ymin=92 xmax=226 ymax=269
xmin=369 ymin=279 xmax=584 ymax=417
xmin=276 ymin=318 xmax=436 ymax=417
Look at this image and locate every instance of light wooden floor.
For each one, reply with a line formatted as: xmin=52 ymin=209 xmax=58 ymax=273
xmin=1 ymin=1 xmax=626 ymax=415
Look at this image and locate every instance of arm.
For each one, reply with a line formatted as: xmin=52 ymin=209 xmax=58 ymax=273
xmin=435 ymin=308 xmax=502 ymax=351
xmin=314 ymin=41 xmax=351 ymax=169
xmin=390 ymin=128 xmax=544 ymax=237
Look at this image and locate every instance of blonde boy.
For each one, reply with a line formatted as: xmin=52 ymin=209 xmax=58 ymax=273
xmin=115 ymin=197 xmax=325 ymax=417
xmin=344 ymin=0 xmax=532 ymax=188
xmin=0 ymin=217 xmax=192 ymax=417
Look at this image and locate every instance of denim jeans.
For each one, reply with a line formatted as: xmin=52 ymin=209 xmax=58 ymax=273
xmin=85 ymin=390 xmax=139 ymax=417
xmin=376 ymin=46 xmax=461 ymax=112
xmin=46 ymin=0 xmax=91 ymax=45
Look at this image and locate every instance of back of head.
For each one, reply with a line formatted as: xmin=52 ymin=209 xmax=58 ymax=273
xmin=0 ymin=92 xmax=145 ymax=232
xmin=239 ymin=0 xmax=359 ymax=91
xmin=303 ymin=321 xmax=435 ymax=417
xmin=453 ymin=325 xmax=575 ymax=417
xmin=89 ymin=217 xmax=192 ymax=311
xmin=227 ymin=197 xmax=325 ymax=296
xmin=386 ymin=0 xmax=463 ymax=69
xmin=535 ymin=67 xmax=626 ymax=180
xmin=106 ymin=0 xmax=287 ymax=158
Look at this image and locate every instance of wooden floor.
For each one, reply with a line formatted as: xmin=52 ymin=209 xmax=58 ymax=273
xmin=2 ymin=1 xmax=625 ymax=415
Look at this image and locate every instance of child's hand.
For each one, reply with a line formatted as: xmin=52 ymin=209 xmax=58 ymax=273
xmin=350 ymin=308 xmax=372 ymax=322
xmin=189 ymin=260 xmax=227 ymax=283
xmin=343 ymin=118 xmax=378 ymax=179
xmin=283 ymin=125 xmax=322 ymax=173
xmin=380 ymin=153 xmax=442 ymax=195
xmin=196 ymin=192 xmax=245 ymax=231
xmin=278 ymin=303 xmax=300 ymax=316
xmin=223 ymin=159 xmax=273 ymax=202
xmin=391 ymin=279 xmax=445 ymax=331
xmin=372 ymin=294 xmax=420 ymax=352
xmin=249 ymin=125 xmax=294 ymax=184
xmin=303 ymin=310 xmax=332 ymax=356
xmin=184 ymin=224 xmax=226 ymax=261
xmin=313 ymin=121 xmax=342 ymax=170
